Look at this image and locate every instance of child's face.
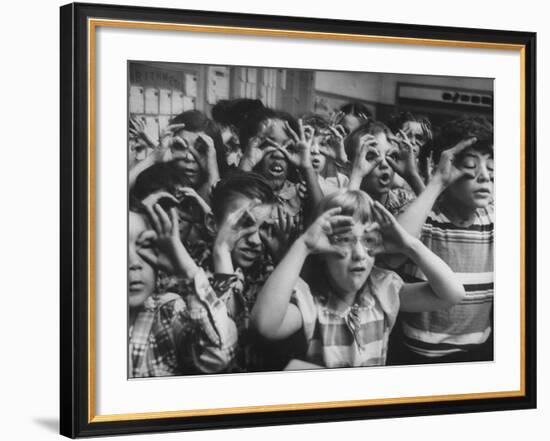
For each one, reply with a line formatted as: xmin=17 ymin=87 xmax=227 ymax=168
xmin=218 ymin=195 xmax=273 ymax=269
xmin=173 ymin=197 xmax=203 ymax=245
xmin=310 ymin=135 xmax=327 ymax=173
xmin=359 ymin=132 xmax=399 ymax=198
xmin=129 ymin=212 xmax=156 ymax=308
xmin=447 ymin=147 xmax=494 ymax=210
xmin=324 ymin=220 xmax=378 ymax=295
xmin=341 ymin=114 xmax=362 ymax=135
xmin=129 ymin=137 xmax=149 ymax=162
xmin=401 ymin=121 xmax=427 ymax=152
xmin=171 ymin=129 xmax=203 ymax=186
xmin=256 ymin=119 xmax=291 ymax=185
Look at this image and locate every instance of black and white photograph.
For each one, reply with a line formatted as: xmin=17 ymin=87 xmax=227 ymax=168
xmin=127 ymin=61 xmax=494 ymax=378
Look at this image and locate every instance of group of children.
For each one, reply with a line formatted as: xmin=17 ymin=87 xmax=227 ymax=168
xmin=128 ymin=98 xmax=494 ymax=377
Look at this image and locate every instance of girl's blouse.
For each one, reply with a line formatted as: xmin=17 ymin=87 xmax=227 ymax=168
xmin=290 ymin=266 xmax=403 ymax=368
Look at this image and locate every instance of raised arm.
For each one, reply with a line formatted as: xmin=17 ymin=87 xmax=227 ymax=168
xmin=140 ymin=201 xmax=239 ymax=373
xmin=348 ymin=135 xmax=383 ymax=190
xmin=368 ymin=201 xmax=465 ymax=312
xmin=213 ymin=204 xmax=260 ymax=274
xmin=251 ymin=208 xmax=353 ymax=340
xmin=386 ymin=129 xmax=426 ymax=196
xmin=128 ymin=123 xmax=186 ymax=190
xmin=280 ymin=119 xmax=323 ymax=208
xmin=397 ymin=137 xmax=477 ymax=238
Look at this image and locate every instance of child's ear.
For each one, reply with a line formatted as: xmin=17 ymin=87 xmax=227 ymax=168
xmin=205 ymin=212 xmax=217 ymax=237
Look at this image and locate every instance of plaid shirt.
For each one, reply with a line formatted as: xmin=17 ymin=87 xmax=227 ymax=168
xmin=383 ymin=187 xmax=416 ymax=216
xmin=290 ymin=267 xmax=403 ymax=368
xmin=129 ymin=268 xmax=239 ymax=378
xmin=275 ymin=180 xmax=304 ymax=235
xmin=156 ymin=238 xmax=275 ymax=373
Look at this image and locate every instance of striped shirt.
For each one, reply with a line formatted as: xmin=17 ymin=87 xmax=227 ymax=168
xmin=401 ymin=205 xmax=494 ymax=357
xmin=290 ymin=267 xmax=403 ymax=368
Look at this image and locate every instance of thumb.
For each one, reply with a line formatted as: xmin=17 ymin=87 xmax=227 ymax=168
xmin=386 ymin=157 xmax=401 ymax=174
xmin=367 ymin=244 xmax=385 ymax=257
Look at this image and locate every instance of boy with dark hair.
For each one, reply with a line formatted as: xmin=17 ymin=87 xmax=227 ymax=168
xmin=162 ymin=170 xmax=289 ymax=372
xmin=391 ymin=116 xmax=494 ymax=364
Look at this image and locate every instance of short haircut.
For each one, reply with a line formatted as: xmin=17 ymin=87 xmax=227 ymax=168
xmin=132 ymin=161 xmax=193 ymax=202
xmin=301 ymin=113 xmax=330 ymax=134
xmin=339 ymin=102 xmax=373 ymax=119
xmin=170 ymin=110 xmax=209 ymax=132
xmin=213 ymin=100 xmax=300 ymax=148
xmin=169 ymin=110 xmax=227 ymax=175
xmin=387 ymin=111 xmax=434 ymax=145
xmin=211 ymin=98 xmax=264 ymax=128
xmin=433 ymin=116 xmax=493 ymax=162
xmin=344 ymin=120 xmax=394 ymax=162
xmin=210 ymin=170 xmax=277 ymax=221
xmin=316 ymin=189 xmax=375 ymax=224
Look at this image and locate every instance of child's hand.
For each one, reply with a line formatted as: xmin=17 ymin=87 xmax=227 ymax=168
xmin=187 ymin=133 xmax=219 ymax=176
xmin=151 ymin=123 xmax=187 ymax=163
xmin=386 ymin=129 xmax=420 ymax=179
xmin=301 ymin=207 xmax=354 ymax=256
xmin=432 ymin=137 xmax=478 ymax=187
xmin=367 ymin=201 xmax=415 ymax=256
xmin=329 ymin=110 xmax=345 ymax=127
xmin=259 ymin=206 xmax=295 ymax=262
xmin=129 ymin=117 xmax=157 ymax=149
xmin=240 ymin=122 xmax=280 ymax=170
xmin=176 ymin=186 xmax=212 ymax=216
xmin=352 ymin=135 xmax=382 ymax=178
xmin=297 ymin=179 xmax=308 ymax=200
xmin=139 ymin=199 xmax=186 ymax=275
xmin=214 ymin=204 xmax=260 ymax=252
xmin=280 ymin=119 xmax=314 ymax=170
xmin=320 ymin=126 xmax=348 ymax=164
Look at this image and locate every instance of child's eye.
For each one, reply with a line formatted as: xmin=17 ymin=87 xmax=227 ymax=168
xmin=486 ymin=159 xmax=494 ymax=171
xmin=461 ymin=158 xmax=477 ymax=168
xmin=360 ymin=234 xmax=381 ymax=249
xmin=138 ymin=240 xmax=154 ymax=249
xmin=365 ymin=151 xmax=378 ymax=161
xmin=388 ymin=152 xmax=400 ymax=162
xmin=332 ymin=235 xmax=353 ymax=245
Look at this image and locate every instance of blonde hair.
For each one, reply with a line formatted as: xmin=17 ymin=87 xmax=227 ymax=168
xmin=316 ymin=189 xmax=375 ymax=224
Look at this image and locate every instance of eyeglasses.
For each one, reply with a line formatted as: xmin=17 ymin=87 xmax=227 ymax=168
xmin=329 ymin=231 xmax=382 ymax=252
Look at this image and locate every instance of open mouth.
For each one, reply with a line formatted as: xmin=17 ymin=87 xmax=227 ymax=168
xmin=268 ymin=162 xmax=286 ymax=176
xmin=349 ymin=266 xmax=367 ymax=274
xmin=378 ymin=172 xmax=392 ymax=187
xmin=311 ymin=157 xmax=322 ymax=168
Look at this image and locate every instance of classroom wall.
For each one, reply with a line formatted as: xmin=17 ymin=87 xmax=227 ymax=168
xmin=315 ymin=70 xmax=493 ymax=104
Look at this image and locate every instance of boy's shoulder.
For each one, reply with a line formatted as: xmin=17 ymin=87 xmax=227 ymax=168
xmin=150 ymin=292 xmax=186 ymax=316
xmin=368 ymin=266 xmax=404 ymax=295
xmin=428 ymin=204 xmax=494 ymax=229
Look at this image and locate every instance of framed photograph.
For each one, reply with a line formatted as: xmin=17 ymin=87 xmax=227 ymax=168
xmin=60 ymin=2 xmax=536 ymax=438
